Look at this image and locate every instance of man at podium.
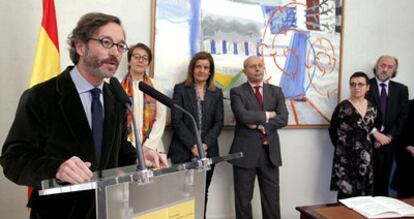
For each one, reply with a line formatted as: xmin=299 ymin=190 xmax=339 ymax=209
xmin=0 ymin=12 xmax=166 ymax=219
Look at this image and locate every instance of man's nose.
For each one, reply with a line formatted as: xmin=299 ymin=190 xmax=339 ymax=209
xmin=108 ymin=45 xmax=120 ymax=56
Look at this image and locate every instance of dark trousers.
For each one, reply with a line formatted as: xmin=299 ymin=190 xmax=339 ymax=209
xmin=233 ymin=146 xmax=280 ymax=219
xmin=373 ymin=145 xmax=394 ymax=196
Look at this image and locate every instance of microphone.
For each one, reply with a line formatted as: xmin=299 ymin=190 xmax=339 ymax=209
xmin=109 ymin=77 xmax=131 ymax=106
xmin=138 ymin=81 xmax=174 ymax=107
xmin=110 ymin=77 xmax=146 ymax=171
xmin=138 ymin=81 xmax=205 ymax=159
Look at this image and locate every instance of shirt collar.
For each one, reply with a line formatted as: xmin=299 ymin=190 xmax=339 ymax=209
xmin=375 ymin=77 xmax=390 ymax=87
xmin=248 ymin=81 xmax=264 ymax=89
xmin=70 ymin=66 xmax=104 ymax=94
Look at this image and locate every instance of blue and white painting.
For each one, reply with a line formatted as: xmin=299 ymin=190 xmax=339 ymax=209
xmin=153 ymin=0 xmax=342 ymax=126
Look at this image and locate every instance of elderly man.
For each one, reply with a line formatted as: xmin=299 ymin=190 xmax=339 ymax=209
xmin=229 ymin=56 xmax=288 ymax=219
xmin=366 ymin=55 xmax=409 ymax=196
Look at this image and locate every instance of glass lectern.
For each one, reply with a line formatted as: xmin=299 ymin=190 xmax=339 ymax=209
xmin=39 ymin=153 xmax=242 ymax=219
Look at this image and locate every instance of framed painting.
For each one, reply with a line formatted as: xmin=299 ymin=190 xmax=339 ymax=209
xmin=150 ymin=0 xmax=344 ymax=127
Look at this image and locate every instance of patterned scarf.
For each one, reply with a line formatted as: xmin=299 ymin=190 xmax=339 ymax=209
xmin=121 ymin=73 xmax=157 ymax=144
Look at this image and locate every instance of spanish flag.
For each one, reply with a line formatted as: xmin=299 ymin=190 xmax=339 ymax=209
xmin=29 ymin=0 xmax=60 ymax=88
xmin=28 ymin=0 xmax=60 ymax=201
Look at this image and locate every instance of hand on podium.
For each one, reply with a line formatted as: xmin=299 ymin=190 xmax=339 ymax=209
xmin=55 ymin=156 xmax=93 ymax=184
xmin=143 ymin=146 xmax=169 ymax=169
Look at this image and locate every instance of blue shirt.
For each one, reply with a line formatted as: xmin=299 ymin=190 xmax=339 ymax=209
xmin=69 ymin=67 xmax=104 ymax=128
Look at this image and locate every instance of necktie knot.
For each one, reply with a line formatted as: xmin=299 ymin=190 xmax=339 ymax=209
xmin=380 ymin=83 xmax=386 ymax=88
xmin=254 ymin=85 xmax=261 ymax=92
xmin=90 ymin=88 xmax=101 ymax=99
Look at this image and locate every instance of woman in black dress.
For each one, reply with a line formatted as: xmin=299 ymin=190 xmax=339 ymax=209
xmin=329 ymin=72 xmax=378 ymax=200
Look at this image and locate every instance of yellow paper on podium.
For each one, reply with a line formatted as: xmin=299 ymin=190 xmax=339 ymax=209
xmin=134 ymin=199 xmax=195 ymax=219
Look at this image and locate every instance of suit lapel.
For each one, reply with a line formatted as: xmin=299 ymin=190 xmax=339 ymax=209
xmin=202 ymin=89 xmax=213 ymax=127
xmin=100 ymin=83 xmax=118 ymax=168
xmin=386 ymin=81 xmax=397 ymax=120
xmin=186 ymin=85 xmax=198 ymax=119
xmin=370 ymin=79 xmax=381 ymax=105
xmin=243 ymin=82 xmax=260 ymax=110
xmin=56 ymin=68 xmax=96 ymax=164
xmin=262 ymin=84 xmax=269 ymax=110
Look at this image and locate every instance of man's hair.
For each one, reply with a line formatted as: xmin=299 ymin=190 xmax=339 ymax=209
xmin=67 ymin=12 xmax=123 ymax=64
xmin=184 ymin=51 xmax=216 ymax=92
xmin=373 ymin=55 xmax=399 ymax=78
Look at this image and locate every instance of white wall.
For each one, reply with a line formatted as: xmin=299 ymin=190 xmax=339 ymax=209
xmin=1 ymin=0 xmax=413 ymax=218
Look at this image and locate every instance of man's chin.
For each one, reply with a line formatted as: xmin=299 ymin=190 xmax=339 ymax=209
xmin=103 ymin=72 xmax=116 ymax=79
xmin=101 ymin=67 xmax=117 ymax=78
xmin=378 ymin=76 xmax=390 ymax=82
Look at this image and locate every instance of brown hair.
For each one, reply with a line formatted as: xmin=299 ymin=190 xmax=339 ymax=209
xmin=184 ymin=51 xmax=216 ymax=92
xmin=127 ymin=42 xmax=152 ymax=64
xmin=67 ymin=12 xmax=123 ymax=64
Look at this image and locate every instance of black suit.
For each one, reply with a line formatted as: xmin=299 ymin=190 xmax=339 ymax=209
xmin=366 ymin=78 xmax=409 ymax=196
xmin=0 ymin=66 xmax=137 ymax=219
xmin=168 ymin=82 xmax=224 ymax=217
xmin=392 ymin=100 xmax=414 ymax=198
xmin=229 ymin=82 xmax=288 ymax=219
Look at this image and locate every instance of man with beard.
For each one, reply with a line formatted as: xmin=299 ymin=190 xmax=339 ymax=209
xmin=0 ymin=12 xmax=167 ymax=219
xmin=366 ymin=55 xmax=409 ymax=196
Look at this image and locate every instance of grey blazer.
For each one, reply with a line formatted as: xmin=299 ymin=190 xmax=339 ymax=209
xmin=229 ymin=82 xmax=288 ymax=168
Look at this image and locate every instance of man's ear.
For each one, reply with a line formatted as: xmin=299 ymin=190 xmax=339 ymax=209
xmin=75 ymin=41 xmax=86 ymax=57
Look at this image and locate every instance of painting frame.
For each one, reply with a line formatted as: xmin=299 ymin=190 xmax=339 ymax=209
xmin=150 ymin=0 xmax=345 ymax=128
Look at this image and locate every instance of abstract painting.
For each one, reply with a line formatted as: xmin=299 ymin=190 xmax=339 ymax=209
xmin=151 ymin=0 xmax=344 ymax=127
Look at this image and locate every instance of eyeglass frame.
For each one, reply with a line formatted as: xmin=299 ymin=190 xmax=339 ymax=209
xmin=131 ymin=54 xmax=149 ymax=62
xmin=350 ymin=82 xmax=367 ymax=88
xmin=88 ymin=37 xmax=128 ymax=53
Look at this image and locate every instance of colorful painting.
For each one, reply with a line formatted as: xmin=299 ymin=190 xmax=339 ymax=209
xmin=151 ymin=0 xmax=343 ymax=127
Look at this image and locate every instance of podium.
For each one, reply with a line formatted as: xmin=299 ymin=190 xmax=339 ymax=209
xmin=39 ymin=153 xmax=242 ymax=219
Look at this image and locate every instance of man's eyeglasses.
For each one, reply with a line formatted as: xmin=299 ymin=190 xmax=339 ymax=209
xmin=131 ymin=54 xmax=149 ymax=62
xmin=350 ymin=82 xmax=366 ymax=88
xmin=89 ymin=37 xmax=128 ymax=53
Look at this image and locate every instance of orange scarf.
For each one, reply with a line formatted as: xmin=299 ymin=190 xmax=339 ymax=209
xmin=121 ymin=73 xmax=157 ymax=144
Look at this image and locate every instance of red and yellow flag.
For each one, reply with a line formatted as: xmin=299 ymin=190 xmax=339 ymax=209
xmin=28 ymin=0 xmax=60 ymax=201
xmin=29 ymin=0 xmax=60 ymax=88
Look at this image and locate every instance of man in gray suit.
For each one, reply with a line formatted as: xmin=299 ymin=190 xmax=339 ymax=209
xmin=229 ymin=56 xmax=288 ymax=219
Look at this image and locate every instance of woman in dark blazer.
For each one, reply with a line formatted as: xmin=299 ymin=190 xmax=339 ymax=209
xmin=168 ymin=51 xmax=223 ymax=218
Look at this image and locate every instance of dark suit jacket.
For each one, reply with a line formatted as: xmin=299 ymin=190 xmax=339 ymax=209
xmin=229 ymin=82 xmax=288 ymax=168
xmin=392 ymin=99 xmax=414 ymax=195
xmin=0 ymin=66 xmax=136 ymax=218
xmin=168 ymin=83 xmax=224 ymax=163
xmin=366 ymin=78 xmax=409 ymax=140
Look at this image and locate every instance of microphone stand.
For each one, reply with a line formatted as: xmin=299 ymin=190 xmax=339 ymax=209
xmin=125 ymin=103 xmax=153 ymax=183
xmin=137 ymin=81 xmax=211 ymax=171
xmin=173 ymin=104 xmax=211 ymax=171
